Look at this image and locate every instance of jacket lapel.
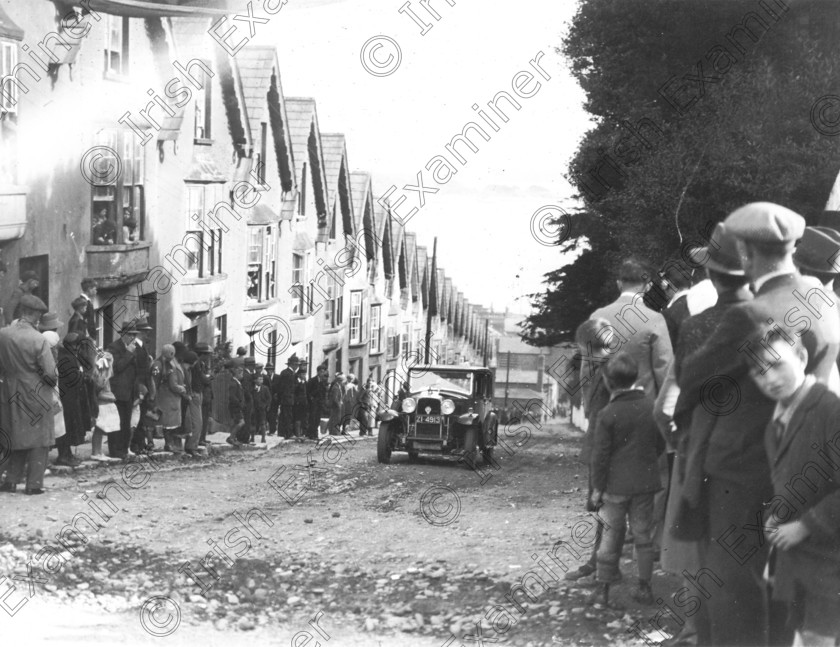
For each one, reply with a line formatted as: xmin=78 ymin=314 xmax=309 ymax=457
xmin=771 ymin=385 xmax=822 ymax=467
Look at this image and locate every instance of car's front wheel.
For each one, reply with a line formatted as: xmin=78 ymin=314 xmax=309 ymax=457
xmin=377 ymin=422 xmax=392 ymax=464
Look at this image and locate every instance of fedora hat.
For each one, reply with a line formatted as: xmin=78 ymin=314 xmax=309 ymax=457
xmin=119 ymin=321 xmax=140 ymax=335
xmin=287 ymin=353 xmax=300 ymax=365
xmin=688 ymin=222 xmax=744 ymax=276
xmin=133 ymin=315 xmax=153 ymax=331
xmin=794 ymin=226 xmax=840 ymax=275
xmin=193 ymin=342 xmax=212 ymax=354
xmin=39 ymin=312 xmax=63 ymax=330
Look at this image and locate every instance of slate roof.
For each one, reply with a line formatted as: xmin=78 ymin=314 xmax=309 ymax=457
xmin=285 ymin=98 xmax=328 ymax=223
xmin=321 ymin=133 xmax=353 ymax=236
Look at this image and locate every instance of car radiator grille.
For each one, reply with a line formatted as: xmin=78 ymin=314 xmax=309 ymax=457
xmin=414 ymin=423 xmax=441 ymax=439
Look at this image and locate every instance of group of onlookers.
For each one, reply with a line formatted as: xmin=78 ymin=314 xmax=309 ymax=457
xmin=571 ymin=202 xmax=840 ymax=646
xmin=0 ymin=275 xmax=386 ymax=496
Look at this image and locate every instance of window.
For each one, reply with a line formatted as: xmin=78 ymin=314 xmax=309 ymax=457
xmin=350 ymin=291 xmax=363 ymax=344
xmin=369 ymin=305 xmax=382 ymax=353
xmin=194 ymin=60 xmax=212 ymax=140
xmin=184 ymin=182 xmax=225 ymax=277
xmin=246 ymin=225 xmax=276 ymax=302
xmin=401 ymin=322 xmax=411 ymax=359
xmin=104 ymin=15 xmax=129 ymax=76
xmin=291 ymin=253 xmax=304 ymax=315
xmin=387 ymin=317 xmax=399 ymax=358
xmin=91 ymin=130 xmax=144 ymax=244
xmin=1 ymin=41 xmax=18 ymax=113
xmin=325 ymin=275 xmax=344 ymax=329
xmin=214 ymin=315 xmax=227 ymax=349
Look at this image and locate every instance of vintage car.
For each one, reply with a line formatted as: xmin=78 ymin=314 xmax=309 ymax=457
xmin=377 ymin=365 xmax=498 ymax=467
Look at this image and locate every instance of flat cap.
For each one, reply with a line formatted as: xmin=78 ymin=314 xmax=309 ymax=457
xmin=19 ymin=294 xmax=48 ymax=313
xmin=21 ymin=270 xmax=38 ymax=283
xmin=724 ymin=202 xmax=805 ymax=244
xmin=193 ymin=342 xmax=212 ymax=354
xmin=794 ymin=226 xmax=840 ymax=275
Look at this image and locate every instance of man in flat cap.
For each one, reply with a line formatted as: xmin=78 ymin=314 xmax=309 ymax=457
xmin=5 ymin=270 xmax=40 ymax=326
xmin=0 ymin=295 xmax=56 ymax=494
xmin=677 ymin=203 xmax=840 ymax=646
xmin=793 ymin=226 xmax=840 ymax=290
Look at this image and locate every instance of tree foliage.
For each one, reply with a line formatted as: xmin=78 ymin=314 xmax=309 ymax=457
xmin=523 ymin=0 xmax=840 ymax=345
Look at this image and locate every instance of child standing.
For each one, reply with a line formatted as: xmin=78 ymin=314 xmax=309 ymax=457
xmin=252 ymin=374 xmax=271 ymax=443
xmin=589 ymin=351 xmax=665 ymax=606
xmin=748 ymin=328 xmax=840 ymax=646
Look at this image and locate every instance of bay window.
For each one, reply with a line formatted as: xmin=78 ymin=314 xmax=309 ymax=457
xmin=247 ymin=225 xmax=277 ymax=302
xmin=401 ymin=322 xmax=411 ymax=359
xmin=91 ymin=130 xmax=144 ymax=245
xmin=349 ymin=291 xmax=363 ymax=343
xmin=184 ymin=182 xmax=224 ymax=277
xmin=325 ymin=275 xmax=344 ymax=328
xmin=104 ymin=15 xmax=129 ymax=77
xmin=369 ymin=305 xmax=382 ymax=353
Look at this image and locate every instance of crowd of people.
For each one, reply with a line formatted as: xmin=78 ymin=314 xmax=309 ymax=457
xmin=571 ymin=202 xmax=840 ymax=647
xmin=0 ymin=277 xmax=389 ymax=498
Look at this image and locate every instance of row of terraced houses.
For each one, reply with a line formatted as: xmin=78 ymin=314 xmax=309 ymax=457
xmin=0 ymin=0 xmax=495 ymax=389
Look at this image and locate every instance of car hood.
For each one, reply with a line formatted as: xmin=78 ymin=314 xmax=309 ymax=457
xmin=409 ymin=388 xmax=470 ymax=400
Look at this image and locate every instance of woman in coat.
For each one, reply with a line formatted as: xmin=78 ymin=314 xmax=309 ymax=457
xmin=155 ymin=344 xmax=187 ymax=452
xmin=54 ymin=333 xmax=91 ymax=466
xmin=327 ymin=372 xmax=346 ymax=436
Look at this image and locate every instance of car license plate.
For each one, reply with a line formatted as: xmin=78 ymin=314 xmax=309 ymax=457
xmin=417 ymin=415 xmax=441 ymax=424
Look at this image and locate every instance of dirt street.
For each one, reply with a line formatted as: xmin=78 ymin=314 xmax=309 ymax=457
xmin=0 ymin=420 xmax=679 ymax=646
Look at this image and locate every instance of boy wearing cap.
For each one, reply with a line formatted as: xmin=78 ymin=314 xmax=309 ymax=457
xmin=6 ymin=271 xmax=40 ymax=326
xmin=226 ymin=362 xmax=246 ymax=447
xmin=747 ymin=327 xmax=840 ymax=647
xmin=678 ymin=202 xmax=840 ymax=645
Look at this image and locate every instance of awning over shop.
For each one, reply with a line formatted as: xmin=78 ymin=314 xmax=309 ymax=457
xmin=69 ymin=0 xmax=233 ymax=18
xmin=0 ymin=6 xmax=24 ymax=41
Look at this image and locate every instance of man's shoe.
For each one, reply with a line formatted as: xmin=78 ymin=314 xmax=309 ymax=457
xmin=565 ymin=563 xmax=596 ymax=581
xmin=53 ymin=456 xmax=75 ymax=467
xmin=24 ymin=488 xmax=44 ymax=495
xmin=630 ymin=580 xmax=654 ymax=605
xmin=0 ymin=482 xmax=16 ymax=493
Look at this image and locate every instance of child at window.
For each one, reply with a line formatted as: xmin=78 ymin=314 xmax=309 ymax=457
xmin=122 ymin=207 xmax=138 ymax=243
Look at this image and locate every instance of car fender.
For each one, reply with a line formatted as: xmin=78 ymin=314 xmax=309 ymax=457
xmin=379 ymin=409 xmax=399 ymax=422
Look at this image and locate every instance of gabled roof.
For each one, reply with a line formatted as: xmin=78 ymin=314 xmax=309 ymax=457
xmin=321 ymin=134 xmax=354 ymax=238
xmin=377 ymin=202 xmax=393 ymax=278
xmin=437 ymin=268 xmax=447 ymax=319
xmin=285 ymin=98 xmax=329 ymax=227
xmin=236 ymin=46 xmax=295 ymax=193
xmin=416 ymin=245 xmax=428 ymax=306
xmin=405 ymin=233 xmax=419 ymax=300
xmin=391 ymin=216 xmax=407 ymax=290
xmin=0 ymin=5 xmax=24 ymax=40
xmin=350 ymin=172 xmax=373 ymax=237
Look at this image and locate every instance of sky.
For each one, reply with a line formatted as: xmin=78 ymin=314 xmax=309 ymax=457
xmin=252 ymin=0 xmax=592 ymax=314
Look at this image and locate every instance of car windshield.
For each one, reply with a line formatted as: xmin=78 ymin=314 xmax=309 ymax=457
xmin=409 ymin=368 xmax=473 ymax=394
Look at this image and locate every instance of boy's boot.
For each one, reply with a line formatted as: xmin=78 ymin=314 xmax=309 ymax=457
xmin=630 ymin=579 xmax=654 ymax=605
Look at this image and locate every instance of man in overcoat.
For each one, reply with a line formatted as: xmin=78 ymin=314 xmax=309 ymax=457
xmin=0 ymin=295 xmax=56 ymax=494
xmin=677 ymin=202 xmax=840 ymax=646
xmin=107 ymin=322 xmax=139 ymax=460
xmin=327 ymin=371 xmax=346 ymax=436
xmin=276 ymin=354 xmax=299 ymax=439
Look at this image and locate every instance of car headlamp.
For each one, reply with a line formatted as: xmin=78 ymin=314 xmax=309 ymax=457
xmin=441 ymin=399 xmax=455 ymax=415
xmin=401 ymin=397 xmax=417 ymax=414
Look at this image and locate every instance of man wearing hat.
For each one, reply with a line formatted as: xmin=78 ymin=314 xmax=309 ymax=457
xmin=129 ymin=316 xmax=155 ymax=455
xmin=677 ymin=203 xmax=840 ymax=646
xmin=0 ymin=294 xmax=56 ymax=494
xmin=38 ymin=312 xmax=63 ymax=334
xmin=276 ymin=354 xmax=299 ymax=439
xmin=193 ymin=343 xmax=214 ymax=446
xmin=107 ymin=321 xmax=139 ymax=460
xmin=793 ymin=226 xmax=840 ymax=290
xmin=5 ymin=270 xmax=40 ymax=326
xmin=647 ymin=223 xmax=752 ymax=645
xmin=588 ymin=257 xmax=673 ymax=399
xmin=327 ymin=370 xmax=346 ymax=436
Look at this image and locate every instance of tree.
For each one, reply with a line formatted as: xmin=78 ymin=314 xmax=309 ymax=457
xmin=524 ymin=0 xmax=840 ymax=345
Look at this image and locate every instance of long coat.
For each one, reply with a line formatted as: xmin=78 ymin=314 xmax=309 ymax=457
xmin=0 ymin=319 xmax=57 ymax=450
xmin=156 ymin=360 xmax=186 ymax=428
xmin=108 ymin=338 xmax=137 ymax=403
xmin=57 ymin=345 xmax=90 ymax=446
xmin=327 ymin=379 xmax=345 ymax=431
xmin=764 ymin=382 xmax=840 ymax=602
xmin=277 ymin=367 xmax=296 ymax=406
xmin=589 ymin=292 xmax=673 ymax=398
